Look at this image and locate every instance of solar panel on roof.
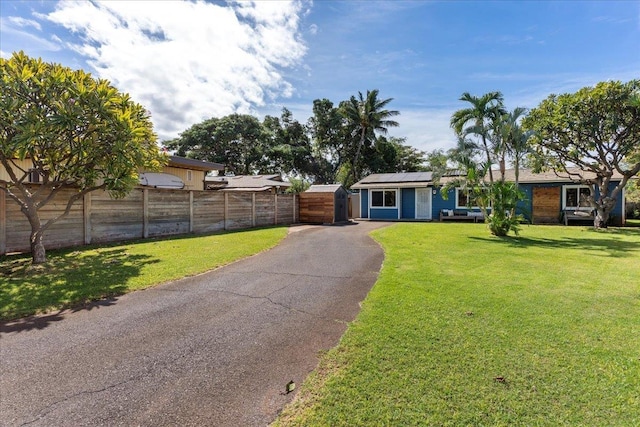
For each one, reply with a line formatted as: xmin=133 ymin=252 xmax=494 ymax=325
xmin=360 ymin=172 xmax=433 ymax=184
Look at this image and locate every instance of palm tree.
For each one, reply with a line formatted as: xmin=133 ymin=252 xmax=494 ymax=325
xmin=500 ymin=107 xmax=532 ymax=188
xmin=450 ymin=91 xmax=506 ymax=183
xmin=341 ymin=89 xmax=399 ymax=184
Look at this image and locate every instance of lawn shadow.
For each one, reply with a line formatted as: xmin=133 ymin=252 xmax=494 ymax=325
xmin=0 ymin=247 xmax=159 ymax=328
xmin=467 ymin=227 xmax=640 ymax=258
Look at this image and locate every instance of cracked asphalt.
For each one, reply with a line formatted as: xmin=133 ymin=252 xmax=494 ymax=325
xmin=0 ymin=221 xmax=387 ymax=427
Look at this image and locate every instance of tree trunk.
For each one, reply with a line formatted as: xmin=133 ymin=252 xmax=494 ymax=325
xmin=30 ymin=230 xmax=47 ymax=264
xmin=481 ymin=134 xmax=494 ymax=183
xmin=24 ymin=204 xmax=48 ymax=264
xmin=594 ymin=208 xmax=609 ymax=229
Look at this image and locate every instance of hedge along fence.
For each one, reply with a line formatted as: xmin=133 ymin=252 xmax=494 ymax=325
xmin=0 ymin=187 xmax=298 ymax=255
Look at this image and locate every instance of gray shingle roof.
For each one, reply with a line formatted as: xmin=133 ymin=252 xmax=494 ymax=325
xmin=305 ymin=184 xmax=344 ymax=193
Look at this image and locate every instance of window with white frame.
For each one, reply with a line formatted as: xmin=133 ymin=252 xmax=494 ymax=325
xmin=186 ymin=170 xmax=193 ymax=182
xmin=370 ymin=189 xmax=397 ymax=208
xmin=455 ymin=188 xmax=480 ymax=209
xmin=563 ymin=185 xmax=591 ymax=210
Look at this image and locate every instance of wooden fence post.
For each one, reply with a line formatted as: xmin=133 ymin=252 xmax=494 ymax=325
xmin=189 ymin=191 xmax=194 ymax=233
xmin=143 ymin=189 xmax=149 ymax=238
xmin=274 ymin=193 xmax=278 ymax=225
xmin=293 ymin=194 xmax=297 ymax=223
xmin=252 ymin=193 xmax=256 ymax=227
xmin=224 ymin=192 xmax=228 ymax=230
xmin=83 ymin=192 xmax=92 ymax=245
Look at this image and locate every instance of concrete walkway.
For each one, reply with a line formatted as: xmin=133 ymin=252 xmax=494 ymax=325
xmin=0 ymin=221 xmax=387 ymax=426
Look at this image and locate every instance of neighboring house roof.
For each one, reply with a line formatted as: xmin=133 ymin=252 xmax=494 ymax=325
xmin=168 ymin=155 xmax=224 ymax=172
xmin=205 ymin=174 xmax=291 ymax=191
xmin=352 ymin=168 xmax=625 ymax=189
xmin=305 ymin=184 xmax=345 ymax=193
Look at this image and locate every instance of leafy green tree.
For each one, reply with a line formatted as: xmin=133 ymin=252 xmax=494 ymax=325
xmin=523 ymin=79 xmax=640 ymax=228
xmin=366 ymin=136 xmax=425 ymax=175
xmin=166 ymin=114 xmax=265 ymax=175
xmin=340 ymin=89 xmax=399 ymax=184
xmin=263 ymin=108 xmax=313 ymax=177
xmin=285 ymin=177 xmax=311 ymax=194
xmin=0 ymin=52 xmax=165 ymax=264
xmin=306 ymin=98 xmax=348 ymax=184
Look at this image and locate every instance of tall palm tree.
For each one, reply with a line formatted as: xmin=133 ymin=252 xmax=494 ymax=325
xmin=500 ymin=107 xmax=532 ymax=188
xmin=450 ymin=91 xmax=505 ymax=183
xmin=341 ymin=89 xmax=399 ymax=184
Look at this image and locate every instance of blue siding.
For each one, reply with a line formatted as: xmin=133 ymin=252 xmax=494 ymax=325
xmin=370 ymin=208 xmax=399 ymax=220
xmin=606 ymin=182 xmax=624 ymax=219
xmin=433 ymin=187 xmax=456 ymax=214
xmin=356 ymin=179 xmax=625 ymax=224
xmin=360 ymin=189 xmax=369 ymax=218
xmin=401 ymin=188 xmax=415 ymax=219
xmin=517 ymin=184 xmax=535 ymax=222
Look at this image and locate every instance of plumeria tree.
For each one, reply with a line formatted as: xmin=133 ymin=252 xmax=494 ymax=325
xmin=0 ymin=52 xmax=165 ymax=264
xmin=523 ymin=79 xmax=640 ymax=228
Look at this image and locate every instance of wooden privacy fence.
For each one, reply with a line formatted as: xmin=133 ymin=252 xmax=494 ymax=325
xmin=0 ymin=187 xmax=298 ymax=255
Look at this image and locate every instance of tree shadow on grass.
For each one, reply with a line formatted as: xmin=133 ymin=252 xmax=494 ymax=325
xmin=467 ymin=227 xmax=640 ymax=258
xmin=0 ymin=247 xmax=159 ymax=330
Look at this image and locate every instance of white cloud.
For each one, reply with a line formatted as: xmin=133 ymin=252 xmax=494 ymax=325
xmin=44 ymin=0 xmax=308 ymax=141
xmin=8 ymin=16 xmax=42 ymax=31
xmin=389 ymin=108 xmax=457 ymax=154
xmin=0 ymin=16 xmax=61 ymax=52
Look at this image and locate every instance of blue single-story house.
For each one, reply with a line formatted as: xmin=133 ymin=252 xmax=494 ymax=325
xmin=351 ymin=169 xmax=628 ymax=225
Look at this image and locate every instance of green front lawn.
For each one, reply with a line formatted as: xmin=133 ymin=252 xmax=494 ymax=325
xmin=0 ymin=227 xmax=288 ymax=320
xmin=275 ymin=223 xmax=640 ymax=426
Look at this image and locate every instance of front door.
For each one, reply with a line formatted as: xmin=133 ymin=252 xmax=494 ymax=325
xmin=416 ymin=188 xmax=432 ymax=219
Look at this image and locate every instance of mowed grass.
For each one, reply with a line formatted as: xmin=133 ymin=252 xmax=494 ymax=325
xmin=0 ymin=227 xmax=288 ymax=320
xmin=275 ymin=223 xmax=640 ymax=426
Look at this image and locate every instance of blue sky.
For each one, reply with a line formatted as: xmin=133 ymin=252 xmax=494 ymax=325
xmin=1 ymin=0 xmax=638 ymax=153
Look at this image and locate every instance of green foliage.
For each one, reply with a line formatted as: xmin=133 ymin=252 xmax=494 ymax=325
xmin=0 ymin=51 xmax=165 ymax=263
xmin=523 ymin=79 xmax=640 ymax=228
xmin=486 ymin=181 xmax=525 ymax=236
xmin=0 ymin=227 xmax=287 ymax=320
xmin=339 ymin=89 xmax=400 ymax=184
xmin=450 ymin=91 xmax=506 ymax=183
xmin=165 ymin=113 xmax=265 ymax=175
xmin=166 ymin=90 xmax=411 ymax=187
xmin=366 ymin=136 xmax=426 ymax=175
xmin=275 ymin=224 xmax=640 ymax=426
xmin=0 ymin=51 xmax=164 ymax=195
xmin=263 ymin=108 xmax=314 ymax=177
xmin=285 ymin=177 xmax=311 ymax=194
xmin=447 ymin=93 xmax=533 ymax=237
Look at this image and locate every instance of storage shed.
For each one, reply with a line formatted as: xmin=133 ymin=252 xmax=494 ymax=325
xmin=299 ymin=184 xmax=349 ymax=224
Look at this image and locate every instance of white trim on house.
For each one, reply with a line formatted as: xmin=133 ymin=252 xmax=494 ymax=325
xmin=455 ymin=188 xmax=480 ymax=209
xmin=562 ymin=184 xmax=592 ymax=210
xmin=369 ymin=188 xmax=398 ymax=208
xmin=415 ymin=188 xmax=432 ymax=219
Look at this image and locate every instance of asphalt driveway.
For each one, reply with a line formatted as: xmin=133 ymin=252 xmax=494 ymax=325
xmin=0 ymin=221 xmax=387 ymax=426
